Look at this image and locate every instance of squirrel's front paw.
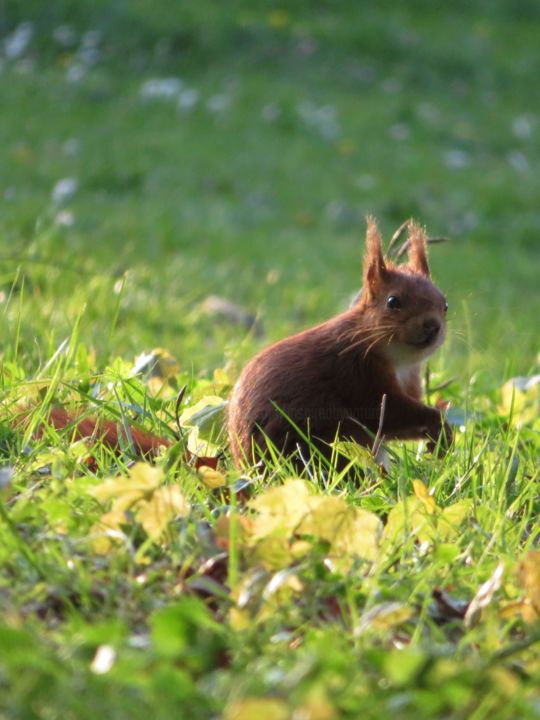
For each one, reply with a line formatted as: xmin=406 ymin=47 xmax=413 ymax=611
xmin=426 ymin=419 xmax=453 ymax=456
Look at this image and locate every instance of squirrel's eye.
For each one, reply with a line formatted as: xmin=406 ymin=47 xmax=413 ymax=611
xmin=386 ymin=296 xmax=401 ymax=310
xmin=444 ymin=300 xmax=449 ymax=313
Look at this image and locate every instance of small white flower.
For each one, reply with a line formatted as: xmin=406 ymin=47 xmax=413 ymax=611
xmin=507 ymin=150 xmax=529 ymax=173
xmin=177 ymin=88 xmax=199 ymax=111
xmin=62 ymin=138 xmax=80 ymax=157
xmin=416 ymin=102 xmax=440 ymax=123
xmin=443 ymin=149 xmax=470 ymax=169
xmin=297 ymin=100 xmax=340 ymax=140
xmin=66 ymin=64 xmax=85 ymax=84
xmin=4 ymin=22 xmax=33 ymax=59
xmin=81 ymin=30 xmax=101 ymax=47
xmin=206 ymin=94 xmax=231 ymax=113
xmin=381 ymin=77 xmax=402 ymax=94
xmin=389 ymin=123 xmax=410 ymax=141
xmin=355 ymin=174 xmax=377 ymax=190
xmin=512 ymin=115 xmax=533 ymax=138
xmin=90 ymin=645 xmax=116 ymax=675
xmin=140 ymin=78 xmax=182 ymax=101
xmin=261 ymin=104 xmax=280 ymax=122
xmin=52 ymin=178 xmax=78 ymax=205
xmin=53 ymin=25 xmax=77 ymax=48
xmin=55 ymin=210 xmax=75 ymax=227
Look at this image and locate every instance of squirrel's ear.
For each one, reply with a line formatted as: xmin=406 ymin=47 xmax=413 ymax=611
xmin=364 ymin=216 xmax=388 ymax=296
xmin=407 ymin=221 xmax=431 ymax=277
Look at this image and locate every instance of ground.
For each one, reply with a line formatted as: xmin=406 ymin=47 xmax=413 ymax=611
xmin=0 ymin=3 xmax=539 ymax=719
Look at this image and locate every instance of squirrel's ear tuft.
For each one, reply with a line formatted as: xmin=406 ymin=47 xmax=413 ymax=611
xmin=364 ymin=216 xmax=388 ymax=296
xmin=407 ymin=221 xmax=431 ymax=277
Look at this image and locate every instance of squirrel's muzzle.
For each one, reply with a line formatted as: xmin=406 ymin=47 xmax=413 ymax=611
xmin=408 ymin=316 xmax=443 ymax=349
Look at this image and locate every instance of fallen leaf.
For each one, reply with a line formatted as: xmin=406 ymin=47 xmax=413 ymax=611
xmin=384 ymin=494 xmax=473 ymax=546
xmin=247 ymin=480 xmax=381 ymax=570
xmin=298 ymin=496 xmax=381 ymax=562
xmin=89 ymin=463 xmax=189 ymax=550
xmin=464 ymin=562 xmax=505 ymax=627
xmin=198 ymin=465 xmax=227 ymax=489
xmin=499 ymin=599 xmax=538 ymax=624
xmin=136 ymin=485 xmax=190 ymax=539
xmin=179 ymin=395 xmax=227 ymax=438
xmin=412 ymin=479 xmax=437 ymax=512
xmin=498 ymin=374 xmax=540 ymax=427
xmin=224 ymin=698 xmax=289 ymax=720
xmin=90 ymin=463 xmax=162 ymax=505
xmin=355 ymin=602 xmax=413 ymax=636
xmin=249 ymin=479 xmax=313 ymax=541
xmin=518 ymin=549 xmax=540 ymax=612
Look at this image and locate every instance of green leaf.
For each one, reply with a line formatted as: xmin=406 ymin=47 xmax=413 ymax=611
xmin=179 ymin=395 xmax=226 ymax=436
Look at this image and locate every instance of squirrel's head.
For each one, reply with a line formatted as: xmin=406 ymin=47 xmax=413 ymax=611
xmin=357 ymin=217 xmax=448 ymax=363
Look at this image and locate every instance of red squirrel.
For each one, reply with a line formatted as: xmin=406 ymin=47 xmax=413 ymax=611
xmin=16 ymin=407 xmax=171 ymax=456
xmin=16 ymin=407 xmax=219 ymax=470
xmin=227 ymin=217 xmax=452 ymax=469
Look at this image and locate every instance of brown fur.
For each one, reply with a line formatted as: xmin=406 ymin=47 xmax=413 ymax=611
xmin=16 ymin=408 xmax=220 ymax=470
xmin=16 ymin=407 xmax=171 ymax=456
xmin=228 ymin=217 xmax=452 ymax=468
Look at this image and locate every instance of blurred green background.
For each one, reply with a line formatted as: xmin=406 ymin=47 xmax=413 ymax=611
xmin=1 ymin=0 xmax=538 ymax=383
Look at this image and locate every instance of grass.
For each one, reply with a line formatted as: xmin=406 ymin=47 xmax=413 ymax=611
xmin=0 ymin=2 xmax=539 ymax=718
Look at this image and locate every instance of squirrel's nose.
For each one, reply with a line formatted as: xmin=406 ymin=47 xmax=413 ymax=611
xmin=423 ymin=317 xmax=441 ymax=338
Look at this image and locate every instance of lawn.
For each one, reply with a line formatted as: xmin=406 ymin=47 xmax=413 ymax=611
xmin=0 ymin=2 xmax=539 ymax=718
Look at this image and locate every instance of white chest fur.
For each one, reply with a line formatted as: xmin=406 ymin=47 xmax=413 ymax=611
xmin=394 ymin=363 xmax=420 ymax=393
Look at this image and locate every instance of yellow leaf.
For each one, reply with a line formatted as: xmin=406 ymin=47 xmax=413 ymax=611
xmin=297 ymin=688 xmax=337 ymax=720
xmin=412 ymin=480 xmax=437 ymax=512
xmin=337 ymin=138 xmax=356 ymax=157
xmin=198 ymin=465 xmax=227 ymax=489
xmin=214 ymin=514 xmax=252 ymax=550
xmin=247 ymin=480 xmax=381 ymax=569
xmin=356 ymin=602 xmax=413 ymax=635
xmin=251 ymin=535 xmax=293 ymax=571
xmin=228 ymin=606 xmax=251 ymax=631
xmin=384 ymin=495 xmax=473 ymax=546
xmin=90 ymin=463 xmax=162 ymax=504
xmin=266 ymin=10 xmax=291 ymax=28
xmin=186 ymin=425 xmax=221 ymax=458
xmin=331 ymin=442 xmax=378 ymax=469
xmin=146 ymin=376 xmax=177 ymax=399
xmin=498 ymin=375 xmax=540 ymax=426
xmin=91 ymin=511 xmax=128 ymax=554
xmin=383 ymin=497 xmax=432 ymax=544
xmin=298 ymin=497 xmax=381 ymax=561
xmin=213 ymin=365 xmax=234 ymax=393
xmin=136 ymin=486 xmax=190 ymax=540
xmin=249 ymin=479 xmax=312 ymax=541
xmin=224 ymin=698 xmax=289 ymax=720
xmin=488 ymin=667 xmax=520 ymax=697
xmin=518 ymin=550 xmax=540 ymax=617
xmin=88 ymin=463 xmax=189 ymax=547
xmin=500 ymin=599 xmax=538 ymax=624
xmin=439 ymin=500 xmax=474 ymax=540
xmin=256 ymin=571 xmax=303 ymax=620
